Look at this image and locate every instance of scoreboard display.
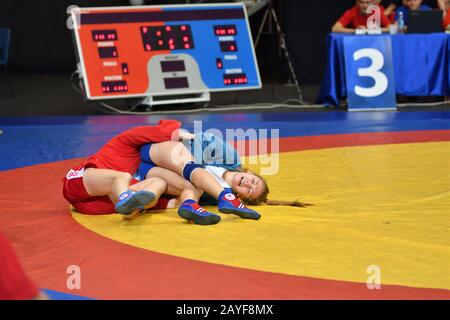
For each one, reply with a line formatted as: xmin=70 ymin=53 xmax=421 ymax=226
xmin=70 ymin=4 xmax=261 ymax=100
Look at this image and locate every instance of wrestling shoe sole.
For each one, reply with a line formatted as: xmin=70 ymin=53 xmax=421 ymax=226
xmin=116 ymin=191 xmax=155 ymax=215
xmin=219 ymin=207 xmax=261 ymax=220
xmin=178 ymin=208 xmax=221 ymax=225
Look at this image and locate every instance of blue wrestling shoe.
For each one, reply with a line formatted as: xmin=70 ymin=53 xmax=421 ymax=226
xmin=218 ymin=189 xmax=261 ymax=220
xmin=178 ymin=200 xmax=221 ymax=225
xmin=115 ymin=190 xmax=155 ymax=215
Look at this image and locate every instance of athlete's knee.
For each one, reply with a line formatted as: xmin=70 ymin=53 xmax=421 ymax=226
xmin=168 ymin=143 xmax=194 ymax=168
xmin=150 ymin=177 xmax=168 ymax=192
xmin=154 ymin=176 xmax=167 ymax=187
xmin=116 ymin=171 xmax=133 ymax=183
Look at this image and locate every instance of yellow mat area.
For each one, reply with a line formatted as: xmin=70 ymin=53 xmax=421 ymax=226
xmin=73 ymin=142 xmax=450 ymax=290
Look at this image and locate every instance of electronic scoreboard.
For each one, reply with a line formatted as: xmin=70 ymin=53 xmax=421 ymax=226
xmin=69 ymin=4 xmax=261 ymax=105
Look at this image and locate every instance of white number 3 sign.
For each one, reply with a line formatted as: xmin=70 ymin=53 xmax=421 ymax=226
xmin=353 ymin=48 xmax=388 ymax=98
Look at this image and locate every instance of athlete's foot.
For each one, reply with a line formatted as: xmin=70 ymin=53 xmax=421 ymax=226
xmin=217 ymin=189 xmax=261 ymax=220
xmin=178 ymin=200 xmax=221 ymax=225
xmin=115 ymin=190 xmax=156 ymax=215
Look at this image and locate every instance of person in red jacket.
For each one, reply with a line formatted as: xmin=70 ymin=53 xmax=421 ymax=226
xmin=62 ymin=119 xmax=182 ymax=215
xmin=438 ymin=0 xmax=450 ymax=30
xmin=445 ymin=11 xmax=450 ymax=29
xmin=332 ymin=0 xmax=391 ymax=33
xmin=0 ymin=231 xmax=47 ymax=300
xmin=372 ymin=0 xmax=397 ymax=23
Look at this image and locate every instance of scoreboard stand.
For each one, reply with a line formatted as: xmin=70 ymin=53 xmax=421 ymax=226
xmin=139 ymin=91 xmax=211 ymax=109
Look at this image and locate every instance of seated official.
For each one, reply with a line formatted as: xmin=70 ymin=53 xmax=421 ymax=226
xmin=372 ymin=0 xmax=397 ymax=23
xmin=332 ymin=0 xmax=391 ymax=33
xmin=395 ymin=0 xmax=431 ymax=25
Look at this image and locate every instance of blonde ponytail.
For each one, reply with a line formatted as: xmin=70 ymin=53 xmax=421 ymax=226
xmin=265 ymin=199 xmax=313 ymax=207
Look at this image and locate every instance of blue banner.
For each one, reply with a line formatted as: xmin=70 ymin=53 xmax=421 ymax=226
xmin=343 ymin=36 xmax=396 ymax=111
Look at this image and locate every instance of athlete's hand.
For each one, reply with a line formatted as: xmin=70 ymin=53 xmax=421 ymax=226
xmin=173 ymin=129 xmax=195 ymax=141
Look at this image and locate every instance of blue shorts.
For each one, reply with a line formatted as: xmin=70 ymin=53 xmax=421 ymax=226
xmin=138 ymin=144 xmax=156 ymax=180
xmin=140 ymin=143 xmax=154 ymax=163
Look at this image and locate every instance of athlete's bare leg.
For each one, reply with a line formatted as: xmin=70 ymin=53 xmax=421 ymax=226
xmin=82 ymin=168 xmax=161 ymax=215
xmin=143 ymin=141 xmax=261 ymax=221
xmin=147 ymin=141 xmax=223 ymax=198
xmin=83 ymin=168 xmax=133 ymax=200
xmin=145 ymin=166 xmax=203 ymax=203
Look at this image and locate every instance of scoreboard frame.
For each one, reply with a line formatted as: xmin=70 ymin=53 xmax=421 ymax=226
xmin=69 ymin=3 xmax=262 ymax=102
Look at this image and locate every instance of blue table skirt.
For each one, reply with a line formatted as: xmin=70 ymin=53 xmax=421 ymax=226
xmin=317 ymin=33 xmax=450 ymax=106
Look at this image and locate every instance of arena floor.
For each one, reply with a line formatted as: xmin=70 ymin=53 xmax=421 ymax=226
xmin=0 ymin=110 xmax=449 ymax=299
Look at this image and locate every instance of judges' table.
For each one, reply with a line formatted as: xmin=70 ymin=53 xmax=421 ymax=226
xmin=317 ymin=33 xmax=450 ymax=106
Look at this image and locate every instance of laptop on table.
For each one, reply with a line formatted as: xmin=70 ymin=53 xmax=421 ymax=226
xmin=408 ymin=10 xmax=443 ymax=34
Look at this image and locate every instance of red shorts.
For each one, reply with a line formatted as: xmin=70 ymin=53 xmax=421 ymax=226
xmin=62 ymin=166 xmax=169 ymax=215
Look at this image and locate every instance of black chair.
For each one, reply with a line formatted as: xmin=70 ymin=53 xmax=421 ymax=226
xmin=0 ymin=28 xmax=14 ymax=97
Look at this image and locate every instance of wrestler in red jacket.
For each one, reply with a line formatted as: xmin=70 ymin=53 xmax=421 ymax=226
xmin=62 ymin=119 xmax=181 ymax=215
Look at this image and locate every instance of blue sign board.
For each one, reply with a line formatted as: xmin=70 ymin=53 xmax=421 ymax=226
xmin=343 ymin=36 xmax=396 ymax=111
